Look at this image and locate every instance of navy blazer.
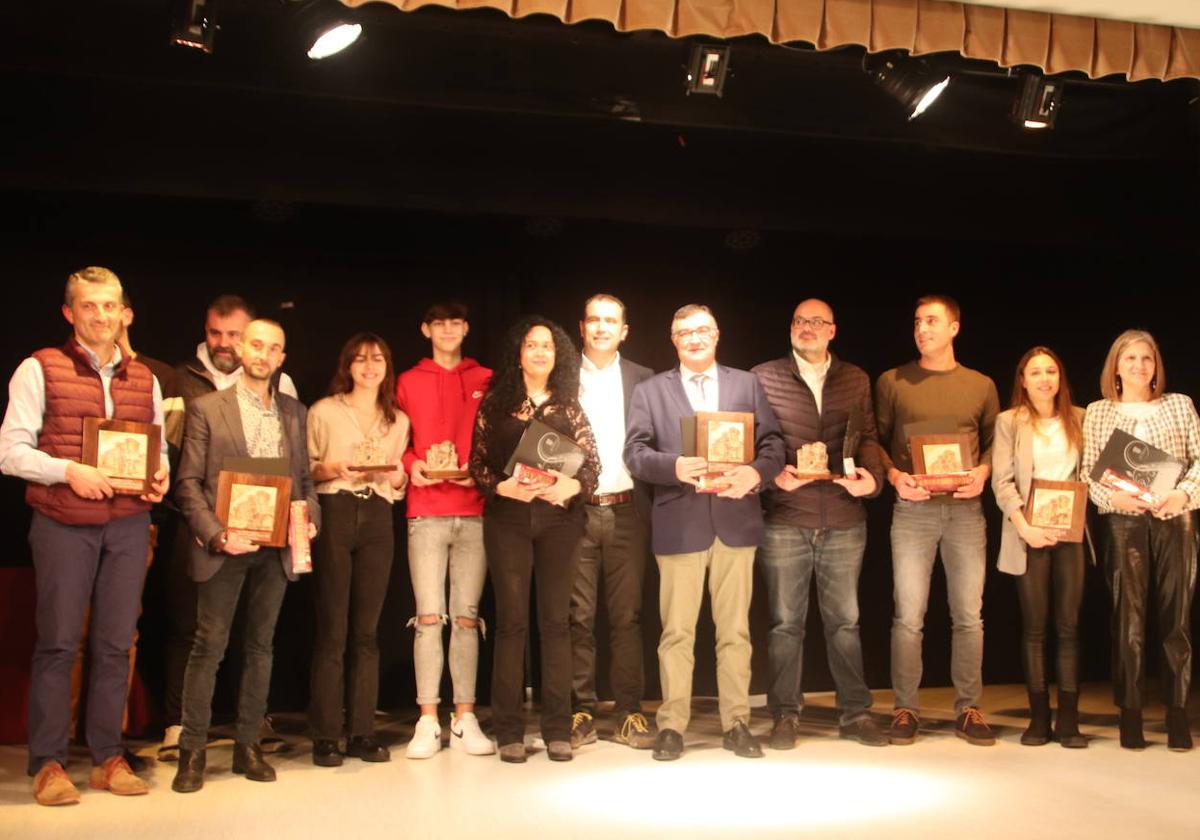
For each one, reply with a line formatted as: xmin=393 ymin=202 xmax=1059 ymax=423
xmin=617 ymin=356 xmax=654 ymax=519
xmin=624 ymin=364 xmax=786 ymax=555
xmin=174 ymin=387 xmax=320 ymax=583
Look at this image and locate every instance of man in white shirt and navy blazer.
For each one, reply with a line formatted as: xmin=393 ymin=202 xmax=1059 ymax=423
xmin=624 ymin=303 xmax=785 ymax=761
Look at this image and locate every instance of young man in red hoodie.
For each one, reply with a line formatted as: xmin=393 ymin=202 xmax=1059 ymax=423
xmin=396 ymin=302 xmax=494 ymax=758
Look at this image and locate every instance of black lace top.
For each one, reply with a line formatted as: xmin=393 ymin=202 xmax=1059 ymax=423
xmin=469 ymin=398 xmax=600 ymax=507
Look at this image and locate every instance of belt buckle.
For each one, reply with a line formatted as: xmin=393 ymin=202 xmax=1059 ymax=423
xmin=351 ymin=486 xmax=374 ymax=500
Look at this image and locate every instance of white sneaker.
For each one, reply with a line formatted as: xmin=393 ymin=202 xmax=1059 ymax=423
xmin=449 ymin=713 xmax=496 ymax=756
xmin=406 ymin=715 xmax=442 ymax=759
xmin=157 ymin=725 xmax=182 ymax=762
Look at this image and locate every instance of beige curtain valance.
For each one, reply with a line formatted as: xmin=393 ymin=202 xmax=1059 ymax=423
xmin=343 ymin=0 xmax=1200 ymax=81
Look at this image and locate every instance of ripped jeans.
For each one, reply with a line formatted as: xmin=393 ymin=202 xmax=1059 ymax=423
xmin=407 ymin=516 xmax=487 ymax=706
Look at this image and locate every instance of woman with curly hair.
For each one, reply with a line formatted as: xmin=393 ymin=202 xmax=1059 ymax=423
xmin=469 ymin=315 xmax=599 ymax=763
xmin=307 ymin=333 xmax=409 ymax=766
xmin=991 ymin=347 xmax=1087 ymax=748
xmin=1082 ymin=329 xmax=1200 ymax=751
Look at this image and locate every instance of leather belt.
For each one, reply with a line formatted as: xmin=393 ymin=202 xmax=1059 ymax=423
xmin=338 ymin=486 xmax=376 ymax=500
xmin=587 ymin=491 xmax=632 ymax=507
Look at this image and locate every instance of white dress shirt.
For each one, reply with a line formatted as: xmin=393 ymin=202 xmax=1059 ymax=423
xmin=792 ymin=351 xmax=832 ymax=416
xmin=0 ymin=344 xmax=166 ymax=485
xmin=680 ymin=362 xmax=719 ymax=413
xmin=579 ymin=352 xmax=634 ymax=495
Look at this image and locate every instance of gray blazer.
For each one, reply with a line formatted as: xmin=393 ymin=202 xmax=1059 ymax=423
xmin=990 ymin=405 xmax=1086 ymax=575
xmin=174 ymin=387 xmax=321 ymax=583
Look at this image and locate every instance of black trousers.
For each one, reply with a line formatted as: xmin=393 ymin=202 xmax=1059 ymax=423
xmin=309 ymin=492 xmax=395 ymax=740
xmin=1015 ymin=542 xmax=1085 ymax=693
xmin=569 ymin=501 xmax=649 ymax=719
xmin=484 ymin=497 xmax=584 ymax=747
xmin=1101 ymin=512 xmax=1198 ymax=709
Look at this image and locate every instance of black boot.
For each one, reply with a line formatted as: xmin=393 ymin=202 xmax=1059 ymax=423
xmin=171 ymin=748 xmax=206 ymax=793
xmin=233 ymin=742 xmax=277 ymax=782
xmin=1055 ymin=691 xmax=1087 ymax=749
xmin=1119 ymin=708 xmax=1146 ymax=750
xmin=1021 ymin=691 xmax=1051 ymax=746
xmin=1166 ymin=707 xmax=1193 ymax=752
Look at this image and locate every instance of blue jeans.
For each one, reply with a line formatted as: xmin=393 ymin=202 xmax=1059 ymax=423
xmin=757 ymin=521 xmax=871 ymax=725
xmin=889 ymin=499 xmax=986 ymax=713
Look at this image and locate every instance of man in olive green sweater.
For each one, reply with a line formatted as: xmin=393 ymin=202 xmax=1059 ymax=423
xmin=875 ymin=295 xmax=1000 ymax=747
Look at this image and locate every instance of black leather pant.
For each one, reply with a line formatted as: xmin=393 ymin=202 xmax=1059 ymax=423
xmin=1016 ymin=542 xmax=1085 ymax=693
xmin=1101 ymin=512 xmax=1198 ymax=709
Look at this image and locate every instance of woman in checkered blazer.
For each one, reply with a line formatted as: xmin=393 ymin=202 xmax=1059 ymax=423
xmin=1081 ymin=329 xmax=1200 ymax=752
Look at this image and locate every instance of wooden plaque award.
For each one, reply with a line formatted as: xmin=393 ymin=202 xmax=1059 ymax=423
xmin=1024 ymin=479 xmax=1087 ymax=543
xmin=910 ymin=433 xmax=973 ymax=494
xmin=82 ymin=418 xmax=161 ymax=495
xmin=217 ymin=471 xmax=293 ymax=548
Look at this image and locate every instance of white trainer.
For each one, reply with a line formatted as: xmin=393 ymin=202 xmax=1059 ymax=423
xmin=449 ymin=712 xmax=496 ymax=756
xmin=406 ymin=715 xmax=442 ymax=759
xmin=157 ymin=724 xmax=182 ymax=762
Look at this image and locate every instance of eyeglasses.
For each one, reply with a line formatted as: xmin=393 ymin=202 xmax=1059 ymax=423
xmin=792 ymin=317 xmax=833 ymax=330
xmin=672 ymin=326 xmax=716 ymax=341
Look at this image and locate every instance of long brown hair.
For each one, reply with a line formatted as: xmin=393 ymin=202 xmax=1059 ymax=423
xmin=327 ymin=332 xmax=398 ymax=426
xmin=1009 ymin=346 xmax=1081 ymax=452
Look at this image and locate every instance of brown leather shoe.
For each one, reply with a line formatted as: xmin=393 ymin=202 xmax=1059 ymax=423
xmin=89 ymin=755 xmax=148 ymax=796
xmin=33 ymin=761 xmax=80 ymax=806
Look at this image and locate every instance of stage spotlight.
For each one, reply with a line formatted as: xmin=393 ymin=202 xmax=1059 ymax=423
xmin=686 ymin=44 xmax=730 ymax=97
xmin=1012 ymin=72 xmax=1063 ymax=130
xmin=287 ymin=0 xmax=363 ymax=60
xmin=170 ymin=0 xmax=219 ymax=54
xmin=864 ymin=51 xmax=950 ymax=121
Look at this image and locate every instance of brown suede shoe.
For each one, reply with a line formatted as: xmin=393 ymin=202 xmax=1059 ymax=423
xmin=89 ymin=755 xmax=149 ymax=796
xmin=34 ymin=761 xmax=81 ymax=806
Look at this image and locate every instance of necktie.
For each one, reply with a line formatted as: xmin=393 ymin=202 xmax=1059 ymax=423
xmin=691 ymin=373 xmax=709 ymax=411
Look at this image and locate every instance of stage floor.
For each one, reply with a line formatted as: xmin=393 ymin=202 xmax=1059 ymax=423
xmin=2 ymin=684 xmax=1197 ymax=839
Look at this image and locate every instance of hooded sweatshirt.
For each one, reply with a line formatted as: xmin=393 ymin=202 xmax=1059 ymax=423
xmin=396 ymin=356 xmax=491 ymax=518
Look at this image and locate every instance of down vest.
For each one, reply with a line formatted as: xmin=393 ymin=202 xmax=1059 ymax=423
xmin=752 ymin=353 xmax=885 ymax=529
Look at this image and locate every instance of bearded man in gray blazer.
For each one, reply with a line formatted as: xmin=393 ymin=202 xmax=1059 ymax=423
xmin=624 ymin=304 xmax=785 ymax=761
xmin=171 ymin=319 xmax=319 ymax=793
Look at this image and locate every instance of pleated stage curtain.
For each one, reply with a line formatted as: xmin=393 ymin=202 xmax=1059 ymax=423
xmin=343 ymin=0 xmax=1200 ymax=81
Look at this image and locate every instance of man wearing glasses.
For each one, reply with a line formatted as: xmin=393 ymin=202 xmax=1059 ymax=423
xmin=624 ymin=304 xmax=785 ymax=761
xmin=751 ymin=299 xmax=889 ymax=749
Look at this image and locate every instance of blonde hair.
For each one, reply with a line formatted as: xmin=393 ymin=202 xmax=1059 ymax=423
xmin=65 ymin=266 xmax=122 ymax=307
xmin=1099 ymin=329 xmax=1165 ymax=401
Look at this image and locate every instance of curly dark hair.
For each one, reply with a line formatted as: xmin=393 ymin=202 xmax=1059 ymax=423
xmin=480 ymin=315 xmax=581 ymax=423
xmin=326 ymin=332 xmax=399 ymax=426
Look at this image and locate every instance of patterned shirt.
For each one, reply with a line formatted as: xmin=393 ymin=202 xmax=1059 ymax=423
xmin=1081 ymin=393 xmax=1200 ymax=514
xmin=236 ymin=381 xmax=284 ymax=458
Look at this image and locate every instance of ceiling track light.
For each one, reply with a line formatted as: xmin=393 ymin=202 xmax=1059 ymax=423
xmin=170 ymin=0 xmax=219 ymax=54
xmin=1012 ymin=71 xmax=1064 ymax=130
xmin=686 ymin=43 xmax=730 ymax=97
xmin=863 ymin=50 xmax=950 ymax=121
xmin=285 ymin=0 xmax=364 ymax=61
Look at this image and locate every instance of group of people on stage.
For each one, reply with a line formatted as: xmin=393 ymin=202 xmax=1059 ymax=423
xmin=2 ymin=268 xmax=1197 ymax=807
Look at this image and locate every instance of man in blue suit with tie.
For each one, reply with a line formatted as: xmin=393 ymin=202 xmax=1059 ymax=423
xmin=624 ymin=304 xmax=786 ymax=760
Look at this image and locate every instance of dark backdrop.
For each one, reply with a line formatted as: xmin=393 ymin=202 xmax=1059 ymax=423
xmin=2 ymin=190 xmax=1198 ymax=722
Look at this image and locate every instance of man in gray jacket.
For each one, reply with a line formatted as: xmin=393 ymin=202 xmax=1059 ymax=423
xmin=171 ymin=319 xmax=319 ymax=792
xmin=752 ymin=299 xmax=887 ymax=749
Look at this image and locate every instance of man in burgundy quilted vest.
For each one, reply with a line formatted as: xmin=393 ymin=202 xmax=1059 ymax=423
xmin=0 ymin=266 xmax=168 ymax=806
